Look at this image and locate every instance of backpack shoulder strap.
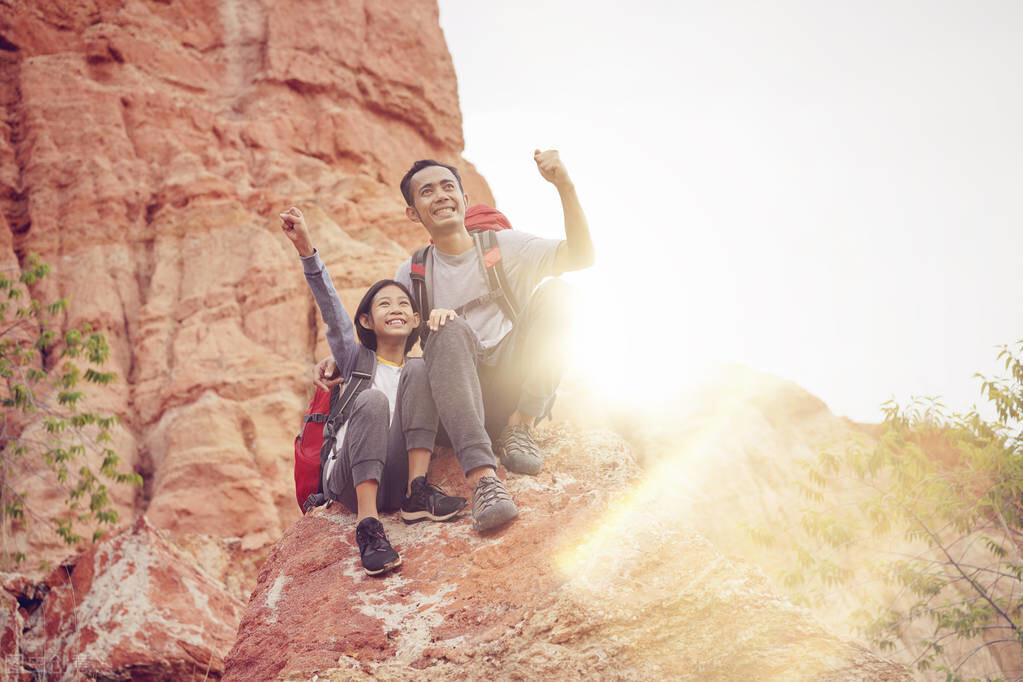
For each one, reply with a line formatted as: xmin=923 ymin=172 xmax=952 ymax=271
xmin=311 ymin=349 xmax=377 ymax=501
xmin=410 ymin=246 xmax=433 ymax=342
xmin=351 ymin=346 xmax=377 ymax=380
xmin=322 ymin=348 xmax=376 ymax=444
xmin=472 ymin=230 xmax=520 ymax=323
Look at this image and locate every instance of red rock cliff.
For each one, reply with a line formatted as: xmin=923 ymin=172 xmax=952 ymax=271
xmin=0 ymin=0 xmax=492 ymax=569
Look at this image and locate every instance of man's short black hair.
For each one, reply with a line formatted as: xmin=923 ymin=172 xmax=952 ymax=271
xmin=355 ymin=279 xmax=420 ymax=354
xmin=400 ymin=160 xmax=463 ymax=206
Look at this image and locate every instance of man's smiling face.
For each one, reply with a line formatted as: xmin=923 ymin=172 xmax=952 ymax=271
xmin=405 ymin=165 xmax=468 ymax=236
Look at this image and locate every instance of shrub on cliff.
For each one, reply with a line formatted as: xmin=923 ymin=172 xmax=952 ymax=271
xmin=1 ymin=254 xmax=141 ymax=568
xmin=753 ymin=342 xmax=1023 ymax=680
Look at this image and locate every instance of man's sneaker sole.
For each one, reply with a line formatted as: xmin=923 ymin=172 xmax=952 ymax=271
xmin=499 ymin=452 xmax=543 ymax=475
xmin=364 ymin=556 xmax=402 ymax=576
xmin=472 ymin=501 xmax=518 ymax=531
xmin=400 ymin=508 xmax=463 ymax=524
xmin=471 ymin=476 xmax=519 ymax=532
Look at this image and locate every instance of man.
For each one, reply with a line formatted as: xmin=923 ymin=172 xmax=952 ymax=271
xmin=393 ymin=149 xmax=594 ymax=531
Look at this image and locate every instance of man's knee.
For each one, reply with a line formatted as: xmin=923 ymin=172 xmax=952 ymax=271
xmin=424 ymin=316 xmax=475 ymax=356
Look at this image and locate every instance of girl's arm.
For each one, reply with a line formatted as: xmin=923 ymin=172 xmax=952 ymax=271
xmin=281 ymin=207 xmax=356 ymax=370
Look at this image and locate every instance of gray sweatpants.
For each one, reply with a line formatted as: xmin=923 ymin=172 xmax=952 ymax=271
xmin=323 ymin=358 xmax=438 ymax=513
xmin=423 ymin=279 xmax=572 ymax=475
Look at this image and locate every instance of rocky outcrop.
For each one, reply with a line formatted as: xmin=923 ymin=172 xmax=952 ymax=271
xmin=561 ymin=367 xmax=1023 ymax=681
xmin=0 ymin=0 xmax=491 ymax=573
xmin=2 ymin=516 xmax=243 ymax=680
xmin=0 ymin=2 xmax=951 ymax=679
xmin=224 ymin=423 xmax=909 ymax=681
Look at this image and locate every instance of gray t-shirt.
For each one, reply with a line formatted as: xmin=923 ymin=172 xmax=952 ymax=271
xmin=396 ymin=230 xmax=561 ymax=349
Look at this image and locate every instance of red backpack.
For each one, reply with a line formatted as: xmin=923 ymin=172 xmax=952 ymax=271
xmin=293 ymin=387 xmax=331 ymax=512
xmin=293 ymin=349 xmax=376 ymax=513
xmin=464 ymin=204 xmax=512 ymax=233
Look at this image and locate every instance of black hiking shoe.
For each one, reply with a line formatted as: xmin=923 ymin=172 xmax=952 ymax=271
xmin=401 ymin=476 xmax=467 ymax=523
xmin=496 ymin=423 xmax=543 ymax=475
xmin=471 ymin=476 xmax=519 ymax=532
xmin=355 ymin=517 xmax=401 ymax=576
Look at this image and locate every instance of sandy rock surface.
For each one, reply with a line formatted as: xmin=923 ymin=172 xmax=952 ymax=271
xmin=224 ymin=424 xmax=909 ymax=681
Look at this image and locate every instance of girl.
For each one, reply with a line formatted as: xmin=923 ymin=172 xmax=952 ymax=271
xmin=280 ymin=207 xmax=465 ymax=576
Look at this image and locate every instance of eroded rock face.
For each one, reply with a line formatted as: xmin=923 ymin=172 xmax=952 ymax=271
xmin=0 ymin=2 xmax=931 ymax=679
xmin=4 ymin=516 xmax=243 ymax=680
xmin=0 ymin=0 xmax=491 ymax=572
xmin=224 ymin=424 xmax=909 ymax=681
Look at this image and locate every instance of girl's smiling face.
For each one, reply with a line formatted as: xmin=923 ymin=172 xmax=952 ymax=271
xmin=359 ymin=284 xmax=419 ymax=342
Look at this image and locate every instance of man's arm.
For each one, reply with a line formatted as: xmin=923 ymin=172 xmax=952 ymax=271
xmin=534 ymin=149 xmax=595 ymax=275
xmin=280 ymin=207 xmax=356 ymax=371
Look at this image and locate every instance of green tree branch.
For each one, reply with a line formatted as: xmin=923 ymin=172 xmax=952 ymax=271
xmin=1 ymin=254 xmax=141 ymax=568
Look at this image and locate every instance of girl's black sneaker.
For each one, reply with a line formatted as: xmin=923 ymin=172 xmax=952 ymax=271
xmin=355 ymin=517 xmax=401 ymax=575
xmin=400 ymin=476 xmax=467 ymax=523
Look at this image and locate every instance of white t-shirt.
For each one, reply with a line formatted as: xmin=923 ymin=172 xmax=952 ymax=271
xmin=323 ymin=357 xmax=403 ymax=484
xmin=395 ymin=231 xmax=561 ymax=349
xmin=371 ymin=358 xmax=402 ymax=422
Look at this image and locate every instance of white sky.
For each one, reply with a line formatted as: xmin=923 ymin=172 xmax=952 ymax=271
xmin=437 ymin=1 xmax=1022 ymax=422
